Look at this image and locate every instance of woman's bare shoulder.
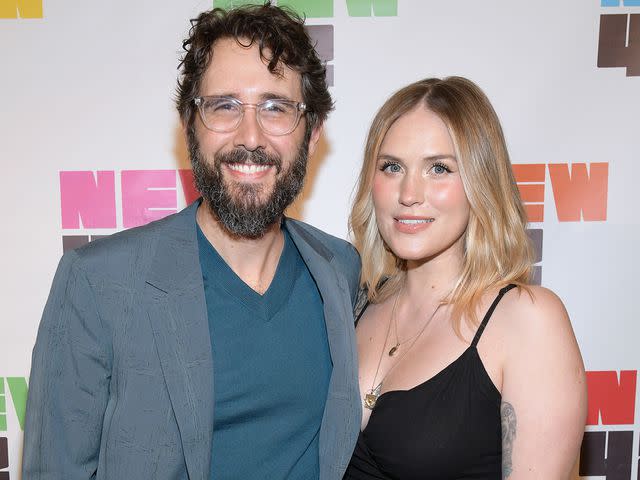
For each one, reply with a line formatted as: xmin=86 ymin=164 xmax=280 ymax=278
xmin=495 ymin=285 xmax=571 ymax=338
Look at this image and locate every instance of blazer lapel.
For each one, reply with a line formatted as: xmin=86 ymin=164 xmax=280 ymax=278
xmin=144 ymin=202 xmax=213 ymax=480
xmin=285 ymin=220 xmax=361 ymax=479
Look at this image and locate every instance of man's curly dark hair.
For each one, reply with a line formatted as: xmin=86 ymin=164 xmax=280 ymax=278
xmin=176 ymin=1 xmax=333 ymax=140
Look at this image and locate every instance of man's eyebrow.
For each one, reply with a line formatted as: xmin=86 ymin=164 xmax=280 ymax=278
xmin=259 ymin=92 xmax=294 ymax=101
xmin=202 ymin=92 xmax=294 ymax=102
xmin=204 ymin=92 xmax=239 ymax=99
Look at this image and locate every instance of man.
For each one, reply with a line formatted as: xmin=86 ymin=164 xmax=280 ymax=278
xmin=22 ymin=3 xmax=361 ymax=479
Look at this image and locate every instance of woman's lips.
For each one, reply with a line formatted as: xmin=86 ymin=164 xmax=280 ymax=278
xmin=393 ymin=217 xmax=434 ymax=233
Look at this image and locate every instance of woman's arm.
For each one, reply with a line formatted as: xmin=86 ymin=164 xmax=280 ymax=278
xmin=500 ymin=286 xmax=587 ymax=479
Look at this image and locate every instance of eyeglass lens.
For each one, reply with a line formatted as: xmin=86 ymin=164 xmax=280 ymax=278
xmin=198 ymin=98 xmax=302 ymax=135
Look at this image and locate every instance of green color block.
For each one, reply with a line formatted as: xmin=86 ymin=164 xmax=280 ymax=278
xmin=0 ymin=395 xmax=5 ymax=412
xmin=279 ymin=0 xmax=332 ymax=17
xmin=0 ymin=379 xmax=4 ymax=394
xmin=212 ymin=0 xmax=332 ymax=17
xmin=346 ymin=0 xmax=397 ymax=16
xmin=7 ymin=377 xmax=28 ymax=431
xmin=0 ymin=415 xmax=6 ymax=432
xmin=213 ymin=0 xmax=263 ymax=9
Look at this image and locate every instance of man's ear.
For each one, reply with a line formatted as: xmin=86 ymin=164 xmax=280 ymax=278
xmin=307 ymin=123 xmax=323 ymax=158
xmin=183 ymin=116 xmax=192 ymax=135
xmin=180 ymin=119 xmax=189 ymax=142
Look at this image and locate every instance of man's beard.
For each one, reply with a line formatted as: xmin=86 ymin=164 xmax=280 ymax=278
xmin=189 ymin=130 xmax=309 ymax=239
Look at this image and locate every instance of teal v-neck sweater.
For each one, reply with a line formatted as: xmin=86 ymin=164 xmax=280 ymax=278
xmin=197 ymin=226 xmax=332 ymax=480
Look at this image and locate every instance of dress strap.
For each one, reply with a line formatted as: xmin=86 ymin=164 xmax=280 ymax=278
xmin=471 ymin=284 xmax=517 ymax=347
xmin=354 ymin=278 xmax=390 ymax=327
xmin=354 ymin=288 xmax=370 ymax=327
xmin=354 ymin=300 xmax=370 ymax=327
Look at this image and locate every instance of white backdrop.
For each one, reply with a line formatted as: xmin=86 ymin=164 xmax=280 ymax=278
xmin=1 ymin=0 xmax=638 ymax=478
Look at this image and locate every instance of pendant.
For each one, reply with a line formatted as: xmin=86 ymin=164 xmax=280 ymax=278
xmin=388 ymin=344 xmax=399 ymax=356
xmin=364 ymin=393 xmax=378 ymax=410
xmin=364 ymin=383 xmax=382 ymax=410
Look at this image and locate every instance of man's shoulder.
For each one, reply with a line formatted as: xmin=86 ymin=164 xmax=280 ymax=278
xmin=284 ymin=218 xmax=361 ymax=295
xmin=67 ymin=203 xmax=197 ymax=275
xmin=285 ymin=218 xmax=362 ymax=304
xmin=285 ymin=218 xmax=357 ymax=262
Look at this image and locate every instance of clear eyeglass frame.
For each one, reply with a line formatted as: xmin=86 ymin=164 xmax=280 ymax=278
xmin=194 ymin=96 xmax=307 ymax=136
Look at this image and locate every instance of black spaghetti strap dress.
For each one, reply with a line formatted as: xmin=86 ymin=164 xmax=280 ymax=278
xmin=344 ymin=284 xmax=516 ymax=480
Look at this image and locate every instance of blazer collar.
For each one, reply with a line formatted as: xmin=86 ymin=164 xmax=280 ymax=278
xmin=144 ymin=200 xmax=213 ymax=480
xmin=285 ymin=218 xmax=361 ymax=477
xmin=145 ymin=200 xmax=201 ymax=294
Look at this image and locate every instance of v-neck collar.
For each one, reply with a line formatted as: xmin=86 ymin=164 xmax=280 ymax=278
xmin=197 ymin=225 xmax=300 ymax=321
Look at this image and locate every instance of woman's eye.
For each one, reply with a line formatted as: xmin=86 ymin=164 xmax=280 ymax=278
xmin=381 ymin=162 xmax=402 ymax=173
xmin=431 ymin=162 xmax=451 ymax=175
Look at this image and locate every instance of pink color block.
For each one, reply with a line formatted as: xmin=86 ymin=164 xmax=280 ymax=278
xmin=60 ymin=171 xmax=117 ymax=229
xmin=122 ymin=170 xmax=177 ymax=228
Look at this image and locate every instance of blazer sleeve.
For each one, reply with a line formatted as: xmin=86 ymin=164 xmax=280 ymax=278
xmin=22 ymin=251 xmax=112 ymax=480
xmin=344 ymin=243 xmax=361 ymax=310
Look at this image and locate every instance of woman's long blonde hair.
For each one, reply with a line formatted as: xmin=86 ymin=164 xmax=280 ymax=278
xmin=349 ymin=77 xmax=534 ymax=330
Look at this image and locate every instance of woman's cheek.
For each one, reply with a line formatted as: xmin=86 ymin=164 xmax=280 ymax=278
xmin=427 ymin=179 xmax=466 ymax=210
xmin=372 ymin=173 xmax=394 ymax=207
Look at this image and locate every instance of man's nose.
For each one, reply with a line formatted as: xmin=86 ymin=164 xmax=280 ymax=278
xmin=232 ymin=107 xmax=268 ymax=152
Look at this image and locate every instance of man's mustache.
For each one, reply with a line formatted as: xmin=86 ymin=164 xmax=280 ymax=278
xmin=216 ymin=148 xmax=282 ymax=174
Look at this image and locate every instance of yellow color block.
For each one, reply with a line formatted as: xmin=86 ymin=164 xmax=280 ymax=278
xmin=0 ymin=0 xmax=43 ymax=18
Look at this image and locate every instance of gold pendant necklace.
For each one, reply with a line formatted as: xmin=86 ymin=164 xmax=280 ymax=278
xmin=363 ymin=290 xmax=399 ymax=410
xmin=363 ymin=287 xmax=443 ymax=410
xmin=388 ymin=295 xmax=435 ymax=357
xmin=364 ymin=383 xmax=382 ymax=410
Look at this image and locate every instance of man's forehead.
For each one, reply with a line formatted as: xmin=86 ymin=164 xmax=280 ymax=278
xmin=201 ymin=37 xmax=302 ymax=99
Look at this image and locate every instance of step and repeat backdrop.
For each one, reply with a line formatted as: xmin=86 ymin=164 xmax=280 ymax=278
xmin=1 ymin=0 xmax=639 ymax=478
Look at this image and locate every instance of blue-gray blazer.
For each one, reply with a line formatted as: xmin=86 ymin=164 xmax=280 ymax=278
xmin=23 ymin=201 xmax=362 ymax=480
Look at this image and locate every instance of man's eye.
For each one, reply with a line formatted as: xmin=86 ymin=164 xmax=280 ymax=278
xmin=262 ymin=102 xmax=290 ymax=114
xmin=210 ymin=101 xmax=237 ymax=112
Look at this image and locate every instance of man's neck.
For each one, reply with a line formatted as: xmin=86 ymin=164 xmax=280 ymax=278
xmin=196 ymin=201 xmax=285 ymax=295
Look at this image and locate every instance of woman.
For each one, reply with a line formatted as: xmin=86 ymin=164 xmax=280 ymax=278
xmin=344 ymin=77 xmax=586 ymax=479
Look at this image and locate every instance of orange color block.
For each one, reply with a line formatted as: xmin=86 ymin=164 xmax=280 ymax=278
xmin=549 ymin=163 xmax=608 ymax=221
xmin=517 ymin=184 xmax=545 ymax=203
xmin=524 ymin=204 xmax=544 ymax=223
xmin=513 ymin=163 xmax=545 ymax=183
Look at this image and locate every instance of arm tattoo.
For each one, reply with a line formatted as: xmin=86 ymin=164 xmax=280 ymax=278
xmin=501 ymin=401 xmax=517 ymax=479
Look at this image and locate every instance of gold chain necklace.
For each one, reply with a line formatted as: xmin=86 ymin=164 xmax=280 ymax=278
xmin=364 ymin=290 xmax=443 ymax=410
xmin=388 ymin=287 xmax=431 ymax=356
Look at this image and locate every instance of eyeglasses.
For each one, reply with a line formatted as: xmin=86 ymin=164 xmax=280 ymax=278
xmin=194 ymin=96 xmax=307 ymax=136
